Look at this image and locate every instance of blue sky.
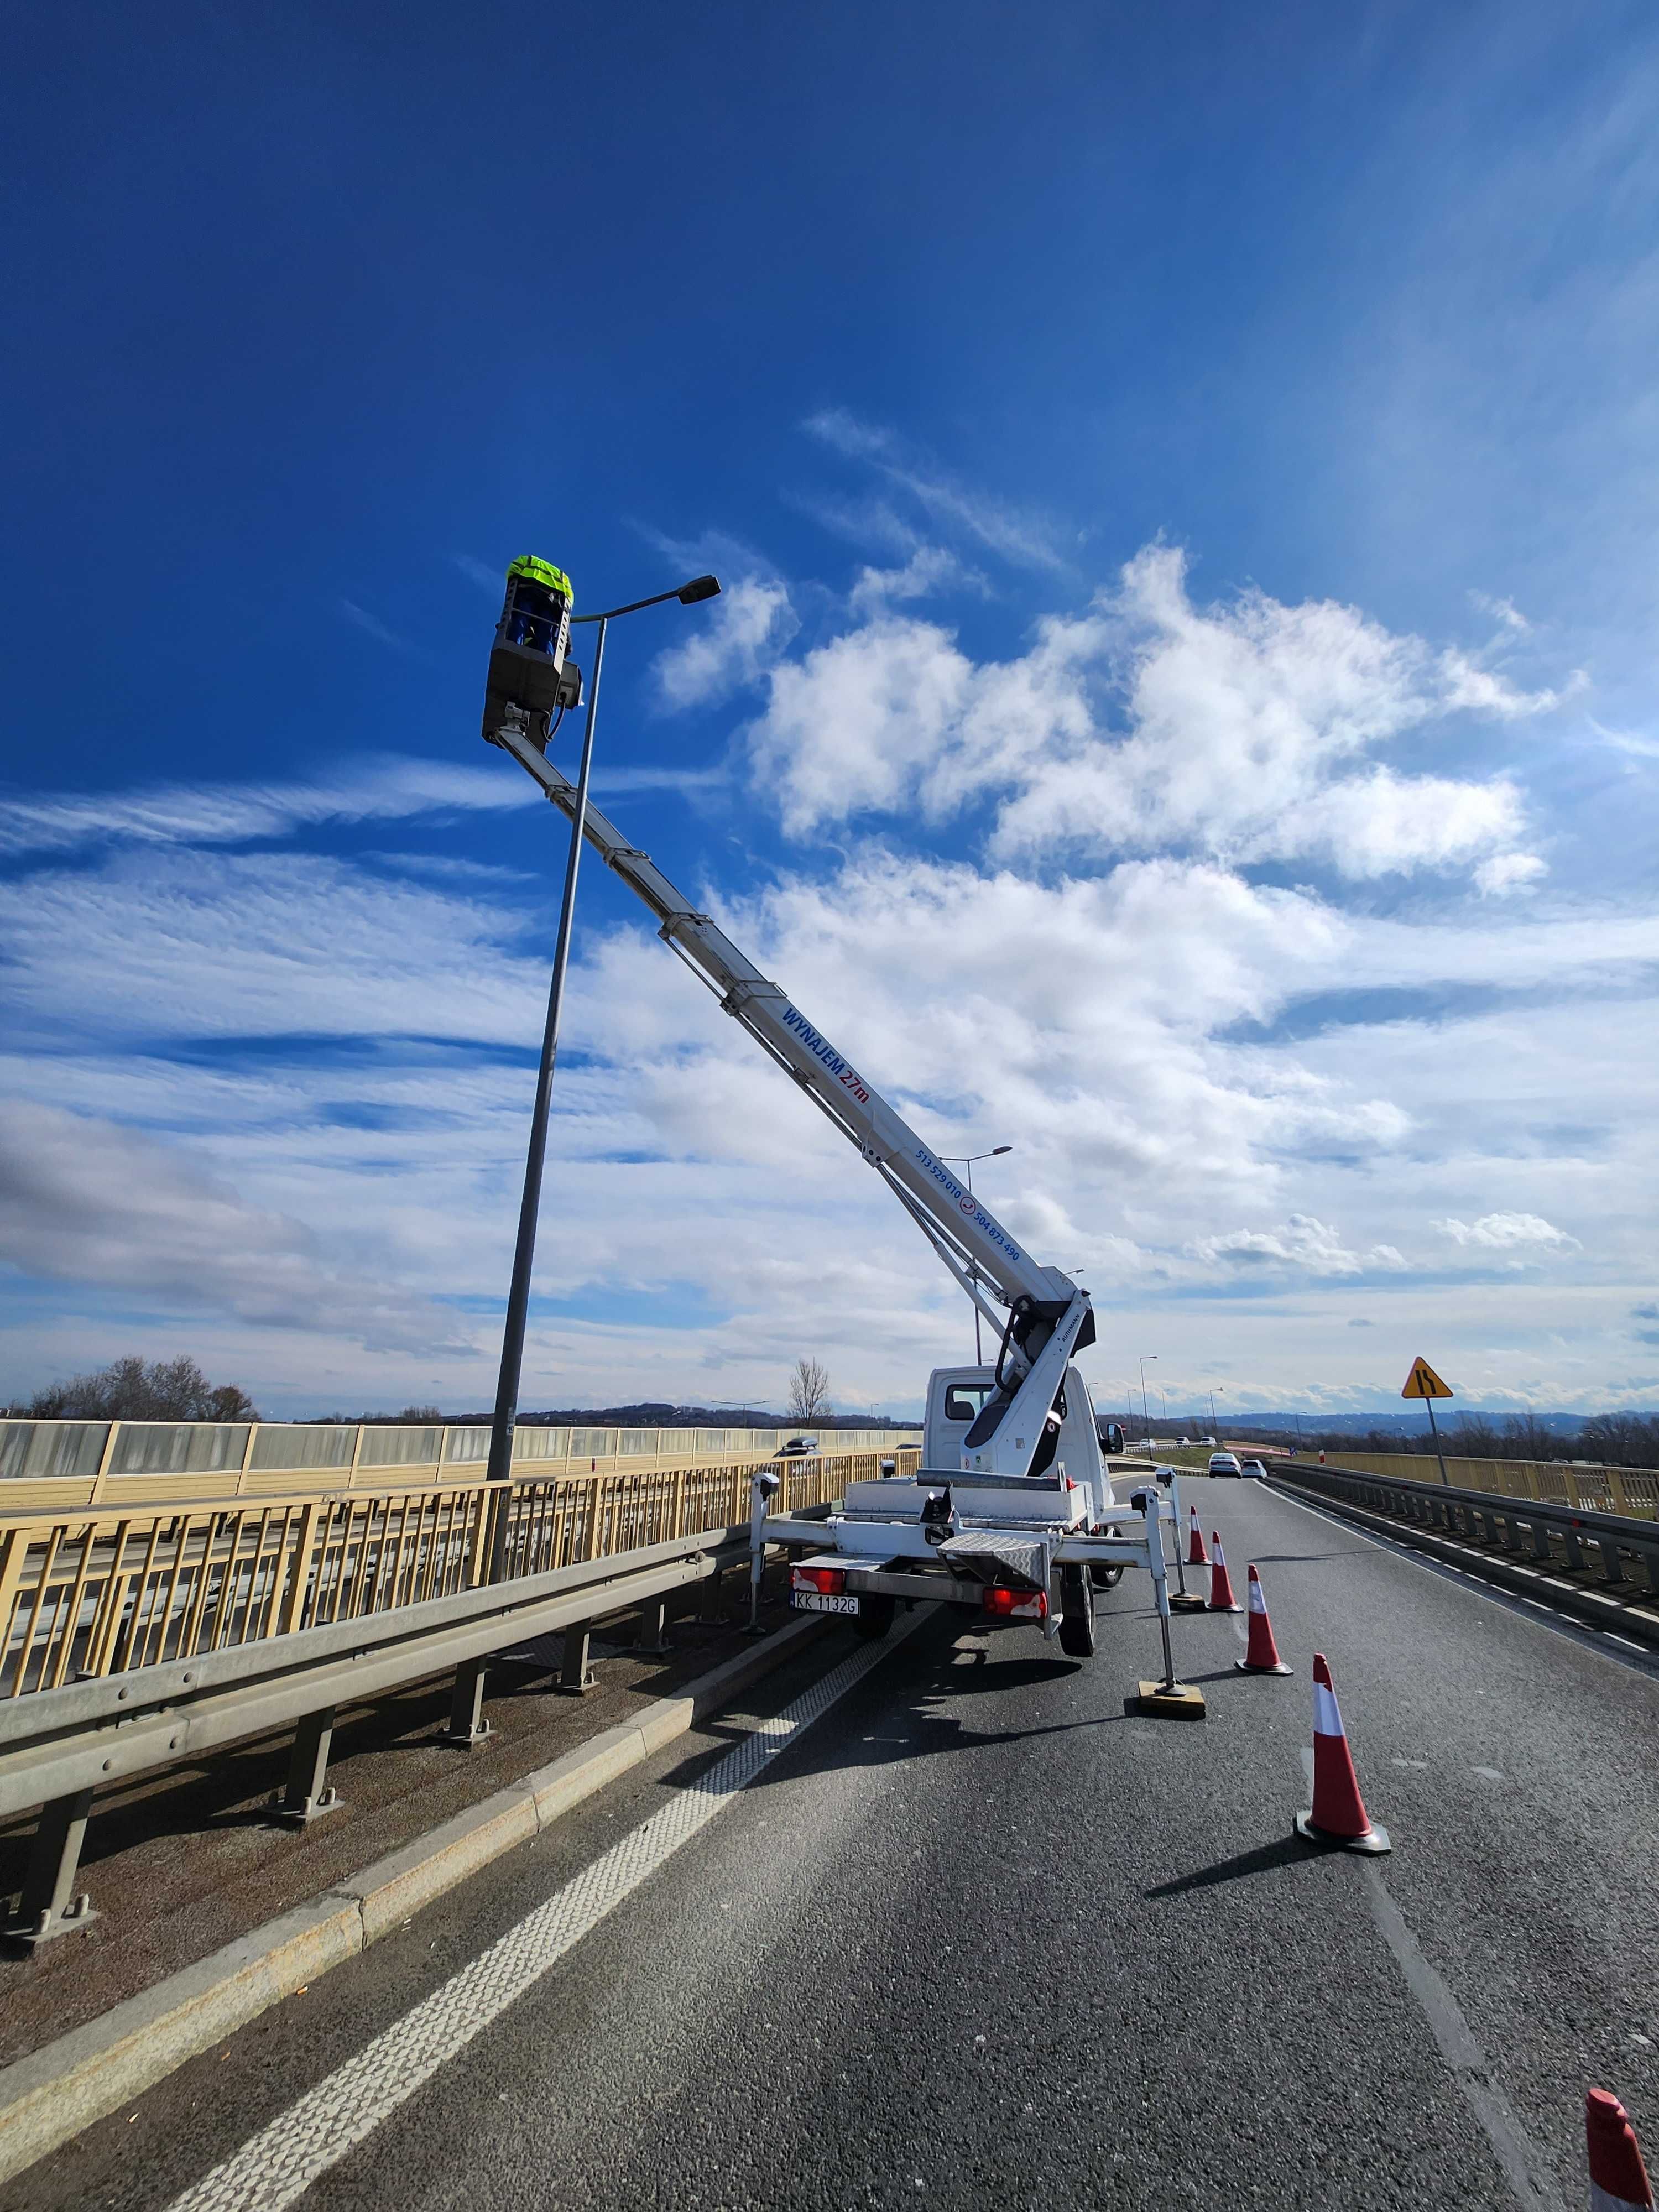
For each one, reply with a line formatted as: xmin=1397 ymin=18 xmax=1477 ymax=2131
xmin=2 ymin=2 xmax=1657 ymax=1418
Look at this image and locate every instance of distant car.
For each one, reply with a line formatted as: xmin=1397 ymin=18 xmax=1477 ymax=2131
xmin=1207 ymin=1452 xmax=1242 ymax=1477
xmin=1239 ymin=1457 xmax=1267 ymax=1480
xmin=778 ymin=1436 xmax=820 ymax=1458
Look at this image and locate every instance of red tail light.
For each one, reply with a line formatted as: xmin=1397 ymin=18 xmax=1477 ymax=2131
xmin=982 ymin=1585 xmax=1048 ymax=1620
xmin=793 ymin=1566 xmax=846 ymax=1595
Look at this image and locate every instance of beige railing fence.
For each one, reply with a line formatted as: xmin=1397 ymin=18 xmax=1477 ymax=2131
xmin=0 ymin=1444 xmax=920 ymax=1700
xmin=1155 ymin=1439 xmax=1658 ymax=1521
xmin=1305 ymin=1451 xmax=1658 ymax=1521
xmin=0 ymin=1417 xmax=921 ymax=1518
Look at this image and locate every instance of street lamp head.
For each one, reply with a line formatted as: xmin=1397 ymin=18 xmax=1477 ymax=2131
xmin=990 ymin=1144 xmax=1012 ymax=1156
xmin=676 ymin=573 xmax=722 ymax=605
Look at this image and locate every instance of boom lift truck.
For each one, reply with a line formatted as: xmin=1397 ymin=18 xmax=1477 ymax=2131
xmin=482 ymin=565 xmax=1201 ymax=1712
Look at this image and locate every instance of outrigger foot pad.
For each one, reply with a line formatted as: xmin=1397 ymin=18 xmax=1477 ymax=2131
xmin=1167 ymin=1593 xmax=1208 ymax=1613
xmin=1133 ymin=1679 xmax=1207 ymax=1720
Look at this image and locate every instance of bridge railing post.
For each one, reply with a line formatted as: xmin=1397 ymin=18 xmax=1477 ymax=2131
xmin=274 ymin=1705 xmax=340 ymax=1823
xmin=3 ymin=1786 xmax=96 ymax=1949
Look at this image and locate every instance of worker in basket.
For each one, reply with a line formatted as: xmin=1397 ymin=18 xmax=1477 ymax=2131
xmin=503 ymin=555 xmax=573 ymax=659
xmin=482 ymin=556 xmax=577 ymax=744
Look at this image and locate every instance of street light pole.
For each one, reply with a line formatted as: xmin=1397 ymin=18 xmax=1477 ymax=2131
xmin=483 ymin=572 xmax=719 ymax=1578
xmin=484 ymin=617 xmax=608 ymax=1543
xmin=938 ymin=1145 xmax=1011 ymax=1367
xmin=1139 ymin=1354 xmax=1157 ymax=1440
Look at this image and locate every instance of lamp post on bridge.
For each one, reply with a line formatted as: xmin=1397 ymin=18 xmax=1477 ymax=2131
xmin=483 ymin=566 xmax=721 ymax=1577
xmin=938 ymin=1146 xmax=1012 ymax=1366
xmin=1138 ymin=1354 xmax=1157 ymax=1443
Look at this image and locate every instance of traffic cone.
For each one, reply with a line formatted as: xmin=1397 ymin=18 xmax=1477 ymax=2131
xmin=1206 ymin=1533 xmax=1241 ymax=1613
xmin=1187 ymin=1509 xmax=1208 ymax=1567
xmin=1587 ymin=2090 xmax=1654 ymax=2211
xmin=1294 ymin=1653 xmax=1390 ymax=1853
xmin=1234 ymin=1564 xmax=1292 ymax=1674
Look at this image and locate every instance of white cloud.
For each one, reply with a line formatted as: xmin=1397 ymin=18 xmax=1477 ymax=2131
xmin=1470 ymin=592 xmax=1530 ymax=632
xmin=0 ymin=1099 xmax=463 ymax=1352
xmin=338 ymin=599 xmax=424 ymax=656
xmin=804 ymin=409 xmax=1071 ymax=573
xmin=1190 ymin=1215 xmax=1408 ymax=1276
xmin=1474 ymin=851 xmax=1548 ymax=896
xmin=452 ymin=553 xmax=504 ymax=594
xmin=651 ymin=577 xmax=798 ymax=709
xmin=0 ymin=755 xmax=531 ymax=860
xmin=848 ymin=546 xmax=977 ymax=615
xmin=0 ymin=847 xmax=544 ymax=1047
xmin=745 ymin=541 xmax=1558 ymax=879
xmin=1435 ymin=1212 xmax=1580 ymax=1255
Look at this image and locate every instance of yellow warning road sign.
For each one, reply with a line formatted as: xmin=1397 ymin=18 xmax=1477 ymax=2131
xmin=1401 ymin=1356 xmax=1453 ymax=1400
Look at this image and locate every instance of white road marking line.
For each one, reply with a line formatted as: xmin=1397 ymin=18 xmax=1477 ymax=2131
xmin=1363 ymin=1869 xmax=1564 ymax=2210
xmin=164 ymin=1617 xmax=924 ymax=2212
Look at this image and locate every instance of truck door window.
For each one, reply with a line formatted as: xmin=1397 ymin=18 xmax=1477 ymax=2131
xmin=945 ymin=1385 xmax=991 ymax=1422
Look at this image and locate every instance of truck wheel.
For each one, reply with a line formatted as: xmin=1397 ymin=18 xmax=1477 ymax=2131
xmin=1089 ymin=1563 xmax=1124 ymax=1590
xmin=1058 ymin=1566 xmax=1096 ymax=1659
xmin=854 ymin=1594 xmax=896 ymax=1641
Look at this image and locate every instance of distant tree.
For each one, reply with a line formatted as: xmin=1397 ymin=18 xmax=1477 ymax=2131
xmin=396 ymin=1405 xmax=444 ymax=1423
xmin=1578 ymin=1413 xmax=1659 ymax=1469
xmin=1499 ymin=1411 xmax=1568 ymax=1462
xmin=25 ymin=1354 xmax=257 ymax=1422
xmin=787 ymin=1358 xmax=831 ymax=1423
xmin=1448 ymin=1416 xmax=1505 ymax=1458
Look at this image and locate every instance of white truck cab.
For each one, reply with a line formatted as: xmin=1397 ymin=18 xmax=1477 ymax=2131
xmin=924 ymin=1362 xmax=1112 ymax=1526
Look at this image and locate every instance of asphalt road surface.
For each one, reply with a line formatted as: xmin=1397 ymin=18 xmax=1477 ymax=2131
xmin=19 ymin=1476 xmax=1659 ymax=2212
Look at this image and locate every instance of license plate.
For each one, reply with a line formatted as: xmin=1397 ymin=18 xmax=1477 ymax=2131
xmin=791 ymin=1591 xmax=860 ymax=1615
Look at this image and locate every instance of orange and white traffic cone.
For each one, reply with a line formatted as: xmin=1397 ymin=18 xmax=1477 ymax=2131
xmin=1588 ymin=2090 xmax=1654 ymax=2211
xmin=1234 ymin=1564 xmax=1292 ymax=1675
xmin=1187 ymin=1509 xmax=1208 ymax=1567
xmin=1206 ymin=1533 xmax=1241 ymax=1613
xmin=1295 ymin=1653 xmax=1390 ymax=1853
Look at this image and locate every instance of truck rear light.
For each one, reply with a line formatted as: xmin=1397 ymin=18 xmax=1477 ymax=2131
xmin=982 ymin=1586 xmax=1048 ymax=1620
xmin=793 ymin=1566 xmax=846 ymax=1596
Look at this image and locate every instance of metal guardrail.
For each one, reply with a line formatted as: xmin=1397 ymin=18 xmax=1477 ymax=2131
xmin=1144 ymin=1444 xmax=1657 ymax=1519
xmin=1276 ymin=1449 xmax=1658 ymax=1521
xmin=1271 ymin=1460 xmax=1659 ymax=1603
xmin=0 ymin=1449 xmax=918 ymax=1700
xmin=0 ymin=1447 xmax=917 ymax=1946
xmin=0 ymin=1417 xmax=923 ymax=1517
xmin=0 ymin=1529 xmax=745 ymax=1824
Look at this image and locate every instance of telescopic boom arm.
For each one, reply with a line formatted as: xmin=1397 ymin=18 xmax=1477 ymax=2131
xmin=487 ymin=717 xmax=1095 ymax=1477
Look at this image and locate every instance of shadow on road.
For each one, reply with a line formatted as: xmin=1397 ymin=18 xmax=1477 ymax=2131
xmin=716 ymin=1635 xmax=1141 ymax=1791
xmin=1144 ymin=1834 xmax=1309 ymax=1898
xmin=1249 ymin=1550 xmax=1370 ymax=1564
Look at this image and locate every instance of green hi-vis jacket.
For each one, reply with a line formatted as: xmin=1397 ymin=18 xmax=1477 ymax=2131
xmin=506 ymin=555 xmax=573 ymax=603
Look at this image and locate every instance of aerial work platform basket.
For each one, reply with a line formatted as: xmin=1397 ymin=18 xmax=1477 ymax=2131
xmin=482 ymin=555 xmax=581 ymax=742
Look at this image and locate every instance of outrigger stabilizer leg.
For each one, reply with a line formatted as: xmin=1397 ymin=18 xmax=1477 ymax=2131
xmin=747 ymin=1468 xmax=782 ymax=1636
xmin=1164 ymin=1470 xmax=1207 ymax=1613
xmin=1131 ymin=1490 xmax=1206 ymax=1720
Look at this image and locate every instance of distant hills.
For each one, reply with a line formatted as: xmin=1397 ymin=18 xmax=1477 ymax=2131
xmin=516 ymin=1402 xmax=921 ymax=1430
